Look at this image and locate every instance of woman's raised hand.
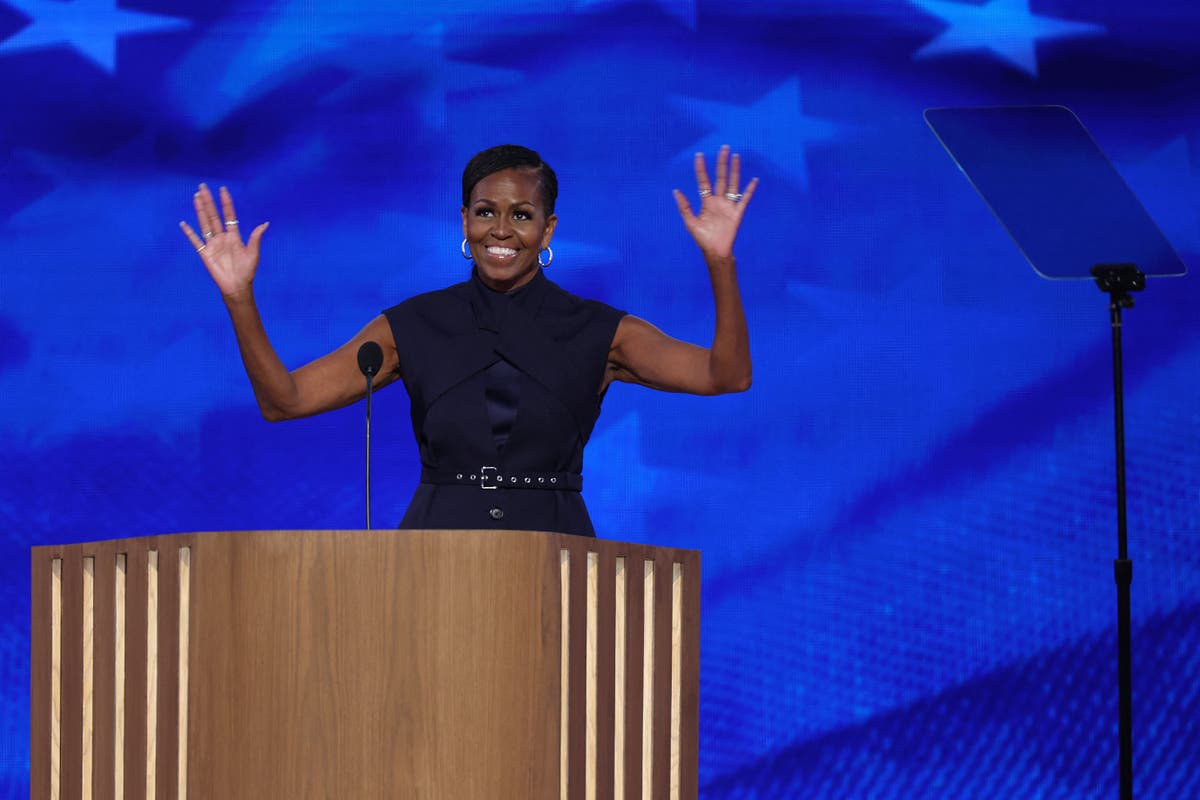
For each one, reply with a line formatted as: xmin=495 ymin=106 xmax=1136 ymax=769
xmin=180 ymin=184 xmax=269 ymax=299
xmin=672 ymin=146 xmax=758 ymax=261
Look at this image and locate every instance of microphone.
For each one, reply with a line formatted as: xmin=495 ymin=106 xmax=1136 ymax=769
xmin=357 ymin=341 xmax=383 ymax=377
xmin=357 ymin=341 xmax=384 ymax=530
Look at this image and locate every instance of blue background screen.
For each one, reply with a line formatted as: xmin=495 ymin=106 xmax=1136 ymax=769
xmin=2 ymin=0 xmax=1198 ymax=796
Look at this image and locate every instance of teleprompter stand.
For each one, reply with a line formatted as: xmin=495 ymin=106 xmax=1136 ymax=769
xmin=1090 ymin=261 xmax=1144 ymax=799
xmin=925 ymin=106 xmax=1188 ymax=800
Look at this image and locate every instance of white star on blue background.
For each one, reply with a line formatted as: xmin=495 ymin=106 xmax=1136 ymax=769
xmin=169 ymin=13 xmax=520 ymax=129
xmin=911 ymin=0 xmax=1105 ymax=77
xmin=671 ymin=78 xmax=841 ymax=191
xmin=0 ymin=0 xmax=188 ymax=73
xmin=318 ymin=23 xmax=523 ymax=130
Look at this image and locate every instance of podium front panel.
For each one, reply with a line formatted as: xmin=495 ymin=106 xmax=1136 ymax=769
xmin=31 ymin=530 xmax=700 ymax=799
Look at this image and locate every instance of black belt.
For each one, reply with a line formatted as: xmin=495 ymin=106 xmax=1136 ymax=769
xmin=420 ymin=466 xmax=582 ymax=492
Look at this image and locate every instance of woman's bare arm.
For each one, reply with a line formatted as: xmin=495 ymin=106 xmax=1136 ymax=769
xmin=181 ymin=184 xmax=400 ymax=421
xmin=605 ymin=147 xmax=755 ymax=396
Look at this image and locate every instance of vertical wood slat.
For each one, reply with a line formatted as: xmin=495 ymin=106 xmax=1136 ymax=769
xmin=622 ymin=553 xmax=644 ymax=800
xmin=566 ymin=543 xmax=588 ymax=800
xmin=653 ymin=554 xmax=675 ymax=800
xmin=124 ymin=546 xmax=149 ymax=800
xmin=669 ymin=562 xmax=683 ymax=800
xmin=595 ymin=550 xmax=617 ymax=800
xmin=145 ymin=549 xmax=160 ymax=800
xmin=613 ymin=557 xmax=627 ymax=800
xmin=61 ymin=547 xmax=84 ymax=800
xmin=584 ymin=552 xmax=599 ymax=800
xmin=54 ymin=557 xmax=61 ymax=800
xmin=31 ymin=549 xmax=53 ymax=800
xmin=156 ymin=542 xmax=180 ymax=800
xmin=82 ymin=557 xmax=95 ymax=800
xmin=679 ymin=555 xmax=701 ymax=800
xmin=559 ymin=549 xmax=570 ymax=800
xmin=93 ymin=544 xmax=116 ymax=800
xmin=642 ymin=559 xmax=657 ymax=800
xmin=177 ymin=546 xmax=192 ymax=800
xmin=115 ymin=553 xmax=127 ymax=800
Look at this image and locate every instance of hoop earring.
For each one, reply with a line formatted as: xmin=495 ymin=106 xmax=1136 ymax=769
xmin=461 ymin=238 xmax=471 ymax=260
xmin=538 ymin=247 xmax=554 ymax=267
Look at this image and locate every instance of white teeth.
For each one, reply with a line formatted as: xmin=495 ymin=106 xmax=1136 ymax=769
xmin=487 ymin=246 xmax=517 ymax=256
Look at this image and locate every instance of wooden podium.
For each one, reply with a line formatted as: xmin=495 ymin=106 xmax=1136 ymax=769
xmin=30 ymin=530 xmax=700 ymax=799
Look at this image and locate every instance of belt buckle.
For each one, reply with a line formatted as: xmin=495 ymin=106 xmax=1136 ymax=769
xmin=480 ymin=465 xmax=498 ymax=490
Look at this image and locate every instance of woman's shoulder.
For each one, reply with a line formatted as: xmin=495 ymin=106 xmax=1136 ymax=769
xmin=383 ymin=278 xmax=472 ymax=319
xmin=540 ymin=275 xmax=626 ymax=323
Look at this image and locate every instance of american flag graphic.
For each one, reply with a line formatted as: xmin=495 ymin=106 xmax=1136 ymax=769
xmin=2 ymin=0 xmax=1198 ymax=796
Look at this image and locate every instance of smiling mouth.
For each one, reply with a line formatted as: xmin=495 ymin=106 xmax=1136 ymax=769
xmin=486 ymin=246 xmax=518 ymax=259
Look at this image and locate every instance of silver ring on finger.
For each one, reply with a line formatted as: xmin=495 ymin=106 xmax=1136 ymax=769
xmin=725 ymin=192 xmax=744 ymax=202
xmin=698 ymin=188 xmax=712 ymax=197
xmin=203 ymin=231 xmax=215 ymax=239
xmin=196 ymin=244 xmax=207 ymax=253
xmin=226 ymin=219 xmax=239 ymax=227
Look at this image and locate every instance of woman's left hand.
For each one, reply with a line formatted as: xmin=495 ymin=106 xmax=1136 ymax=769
xmin=672 ymin=145 xmax=758 ymax=260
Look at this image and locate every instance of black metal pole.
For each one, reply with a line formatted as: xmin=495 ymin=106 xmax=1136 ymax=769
xmin=364 ymin=373 xmax=374 ymax=531
xmin=1092 ymin=263 xmax=1141 ymax=800
xmin=1108 ymin=297 xmax=1133 ymax=800
xmin=356 ymin=340 xmax=383 ymax=531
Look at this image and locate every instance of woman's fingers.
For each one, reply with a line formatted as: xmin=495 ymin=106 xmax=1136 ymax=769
xmin=672 ymin=188 xmax=695 ymax=222
xmin=205 ymin=185 xmax=223 ymax=237
xmin=193 ymin=184 xmax=220 ymax=240
xmin=713 ymin=145 xmax=730 ymax=195
xmin=219 ymin=186 xmax=242 ymax=240
xmin=691 ymin=147 xmax=747 ymax=202
xmin=192 ymin=183 xmax=252 ymax=246
xmin=187 ymin=184 xmax=262 ymax=245
xmin=191 ymin=190 xmax=209 ymax=237
xmin=692 ymin=152 xmax=713 ymax=199
xmin=179 ymin=220 xmax=209 ymax=254
xmin=728 ymin=152 xmax=741 ymax=196
xmin=245 ymin=221 xmax=270 ymax=258
xmin=183 ymin=185 xmax=268 ymax=301
xmin=738 ymin=177 xmax=759 ymax=209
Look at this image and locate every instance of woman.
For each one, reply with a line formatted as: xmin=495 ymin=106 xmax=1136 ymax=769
xmin=180 ymin=144 xmax=756 ymax=536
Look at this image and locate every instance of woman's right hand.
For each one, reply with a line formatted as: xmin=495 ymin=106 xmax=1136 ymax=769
xmin=179 ymin=184 xmax=269 ymax=300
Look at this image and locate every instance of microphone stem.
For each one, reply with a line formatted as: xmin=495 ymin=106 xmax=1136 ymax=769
xmin=355 ymin=340 xmax=383 ymax=532
xmin=365 ymin=372 xmax=373 ymax=530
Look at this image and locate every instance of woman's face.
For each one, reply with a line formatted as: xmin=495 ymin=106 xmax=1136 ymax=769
xmin=462 ymin=167 xmax=557 ymax=292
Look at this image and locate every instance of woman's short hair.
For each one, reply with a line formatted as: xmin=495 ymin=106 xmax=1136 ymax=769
xmin=462 ymin=144 xmax=558 ymax=215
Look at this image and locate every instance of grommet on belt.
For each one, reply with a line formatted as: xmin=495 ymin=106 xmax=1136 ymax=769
xmin=419 ymin=467 xmax=583 ymax=492
xmin=489 ymin=507 xmax=504 ymax=520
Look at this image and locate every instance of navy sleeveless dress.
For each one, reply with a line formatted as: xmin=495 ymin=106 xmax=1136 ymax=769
xmin=383 ymin=267 xmax=625 ymax=537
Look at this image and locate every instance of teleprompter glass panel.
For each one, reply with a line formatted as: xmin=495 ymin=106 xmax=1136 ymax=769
xmin=925 ymin=105 xmax=1187 ymax=279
